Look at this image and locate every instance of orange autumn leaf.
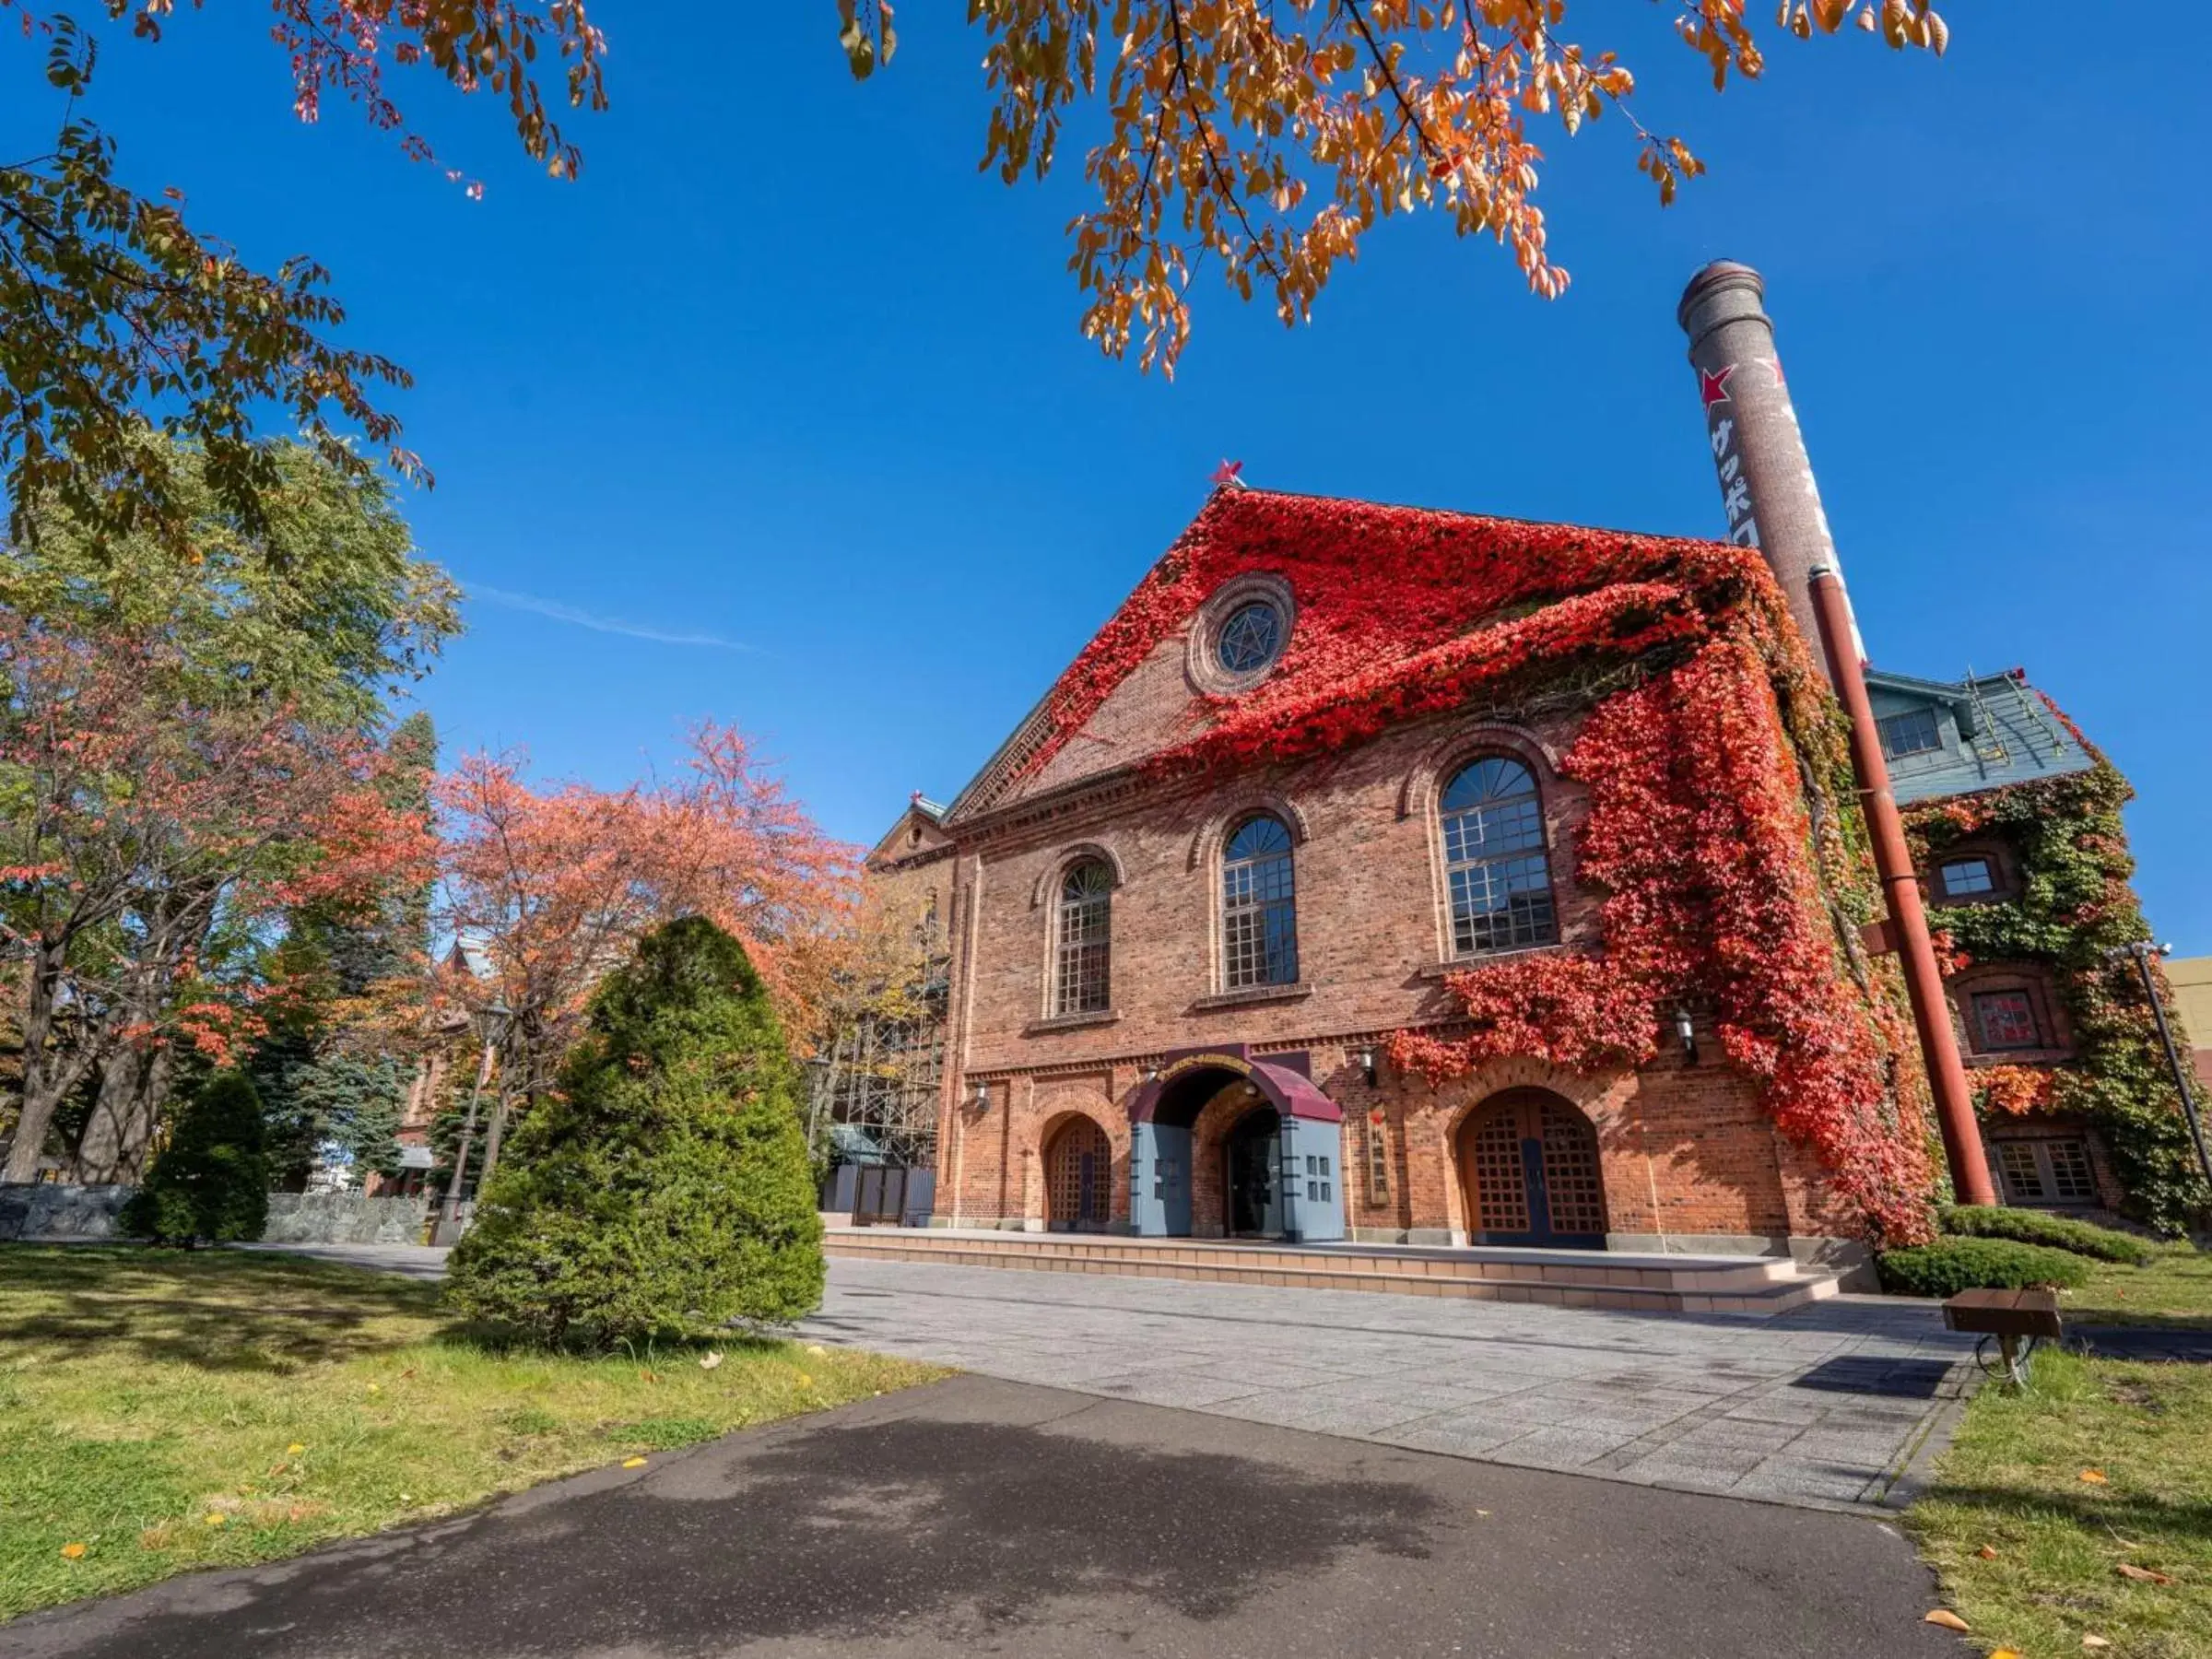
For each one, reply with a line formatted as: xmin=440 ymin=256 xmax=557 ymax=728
xmin=2079 ymin=1468 xmax=2109 ymax=1484
xmin=1924 ymin=1610 xmax=1970 ymax=1631
xmin=2116 ymin=1562 xmax=2175 ymax=1586
xmin=1975 ymin=1545 xmax=1999 ymax=1560
xmin=59 ymin=1542 xmax=87 ymax=1560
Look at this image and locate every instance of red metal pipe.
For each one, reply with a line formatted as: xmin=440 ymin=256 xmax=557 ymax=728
xmin=1808 ymin=568 xmax=1997 ymax=1208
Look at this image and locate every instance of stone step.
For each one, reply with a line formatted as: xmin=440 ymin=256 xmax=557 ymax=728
xmin=823 ymin=1230 xmax=1841 ymax=1317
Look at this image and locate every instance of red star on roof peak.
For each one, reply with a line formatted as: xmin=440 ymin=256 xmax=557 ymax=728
xmin=1699 ymin=365 xmax=1736 ymax=410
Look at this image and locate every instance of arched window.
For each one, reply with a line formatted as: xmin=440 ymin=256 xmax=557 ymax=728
xmin=1222 ymin=815 xmax=1299 ymax=987
xmin=1053 ymin=861 xmax=1113 ymax=1015
xmin=1441 ymin=757 xmax=1558 ymax=955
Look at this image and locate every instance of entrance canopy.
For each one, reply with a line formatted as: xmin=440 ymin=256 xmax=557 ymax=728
xmin=1129 ymin=1046 xmax=1342 ymax=1125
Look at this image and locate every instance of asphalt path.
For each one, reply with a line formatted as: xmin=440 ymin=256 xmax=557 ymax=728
xmin=6 ymin=1374 xmax=1971 ymax=1659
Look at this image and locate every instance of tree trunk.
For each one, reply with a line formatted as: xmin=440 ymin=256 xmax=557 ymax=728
xmin=72 ymin=1035 xmax=173 ymax=1183
xmin=3 ymin=947 xmax=98 ymax=1183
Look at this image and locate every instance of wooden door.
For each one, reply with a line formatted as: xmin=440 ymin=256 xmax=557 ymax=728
xmin=1045 ymin=1118 xmax=1112 ymax=1230
xmin=1458 ymin=1092 xmax=1606 ymax=1248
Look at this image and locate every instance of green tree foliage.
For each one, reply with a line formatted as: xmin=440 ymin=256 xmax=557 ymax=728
xmin=121 ymin=1071 xmax=270 ymax=1246
xmin=445 ymin=917 xmax=824 ymax=1348
xmin=0 ymin=440 xmax=460 ymax=728
xmin=251 ymin=1041 xmax=409 ymax=1191
xmin=1 ymin=4 xmax=606 ymax=552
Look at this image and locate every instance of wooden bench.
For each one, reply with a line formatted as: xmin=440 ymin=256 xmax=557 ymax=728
xmin=1944 ymin=1288 xmax=2065 ymax=1386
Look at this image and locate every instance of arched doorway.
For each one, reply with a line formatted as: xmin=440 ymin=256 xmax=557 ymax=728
xmin=1043 ymin=1116 xmax=1112 ymax=1230
xmin=1224 ymin=1107 xmax=1284 ymax=1237
xmin=1455 ymin=1089 xmax=1606 ymax=1249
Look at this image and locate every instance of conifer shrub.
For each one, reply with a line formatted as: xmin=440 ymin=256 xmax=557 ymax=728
xmin=121 ymin=1071 xmax=271 ymax=1246
xmin=1877 ymin=1237 xmax=2089 ymax=1299
xmin=444 ymin=915 xmax=825 ymax=1348
xmin=1937 ymin=1204 xmax=2153 ymax=1265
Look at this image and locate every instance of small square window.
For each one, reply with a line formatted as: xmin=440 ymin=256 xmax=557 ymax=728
xmin=1941 ymin=857 xmax=1996 ymax=898
xmin=1307 ymin=1180 xmax=1319 ymax=1201
xmin=1973 ymin=990 xmax=2042 ymax=1052
xmin=1878 ymin=707 xmax=1943 ymax=758
xmin=1306 ymin=1154 xmax=1318 ymax=1175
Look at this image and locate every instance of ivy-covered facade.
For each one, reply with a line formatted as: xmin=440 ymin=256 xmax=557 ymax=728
xmin=1877 ymin=670 xmax=2207 ymax=1234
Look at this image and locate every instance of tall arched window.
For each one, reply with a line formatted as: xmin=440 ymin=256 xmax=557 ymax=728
xmin=1053 ymin=861 xmax=1113 ymax=1015
xmin=1441 ymin=757 xmax=1558 ymax=955
xmin=1222 ymin=814 xmax=1299 ymax=987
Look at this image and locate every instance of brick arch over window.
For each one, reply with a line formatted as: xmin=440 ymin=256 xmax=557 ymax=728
xmin=1395 ymin=724 xmax=1560 ymax=821
xmin=1950 ymin=963 xmax=2072 ymax=1061
xmin=1184 ymin=794 xmax=1312 ymax=872
xmin=1927 ymin=841 xmax=2017 ymax=906
xmin=1029 ymin=841 xmax=1128 ymax=909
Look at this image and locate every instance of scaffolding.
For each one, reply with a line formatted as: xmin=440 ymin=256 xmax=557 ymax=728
xmin=805 ymin=912 xmax=947 ymax=1172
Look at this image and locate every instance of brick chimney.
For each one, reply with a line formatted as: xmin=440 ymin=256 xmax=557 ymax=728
xmin=1676 ymin=261 xmax=1852 ymax=682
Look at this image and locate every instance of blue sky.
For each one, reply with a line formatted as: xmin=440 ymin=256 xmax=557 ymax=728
xmin=17 ymin=5 xmax=2210 ymax=947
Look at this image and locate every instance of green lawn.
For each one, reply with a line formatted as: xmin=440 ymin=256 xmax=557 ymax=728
xmin=1911 ymin=1241 xmax=2212 ymax=1658
xmin=0 ymin=1245 xmax=942 ymax=1622
xmin=2062 ymin=1243 xmax=2212 ymax=1331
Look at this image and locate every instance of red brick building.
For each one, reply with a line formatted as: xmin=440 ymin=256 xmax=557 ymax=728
xmin=868 ymin=486 xmax=1919 ymax=1279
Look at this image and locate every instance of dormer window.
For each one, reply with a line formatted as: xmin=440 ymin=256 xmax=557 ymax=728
xmin=1878 ymin=707 xmax=1942 ymax=759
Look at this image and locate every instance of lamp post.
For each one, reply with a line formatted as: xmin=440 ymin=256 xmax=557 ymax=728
xmin=440 ymin=997 xmax=511 ymax=1238
xmin=2110 ymin=940 xmax=2212 ymax=1195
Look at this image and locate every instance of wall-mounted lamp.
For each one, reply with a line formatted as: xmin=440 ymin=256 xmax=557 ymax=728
xmin=1357 ymin=1047 xmax=1378 ymax=1088
xmin=971 ymin=1080 xmax=991 ymax=1113
xmin=1142 ymin=1065 xmax=1160 ymax=1083
xmin=1673 ymin=1006 xmax=1698 ymax=1065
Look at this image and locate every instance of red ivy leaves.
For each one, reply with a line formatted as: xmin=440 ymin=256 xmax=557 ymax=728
xmin=1024 ymin=487 xmax=1936 ymax=1242
xmin=1396 ymin=636 xmax=1936 ymax=1242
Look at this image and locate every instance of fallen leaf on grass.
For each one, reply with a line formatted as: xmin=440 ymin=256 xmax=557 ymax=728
xmin=699 ymin=1351 xmax=724 ymax=1371
xmin=796 ymin=1373 xmax=814 ymax=1388
xmin=622 ymin=1456 xmax=647 ymax=1468
xmin=59 ymin=1543 xmax=86 ymax=1560
xmin=203 ymin=1513 xmax=228 ymax=1528
xmin=1924 ymin=1610 xmax=1970 ymax=1632
xmin=2116 ymin=1562 xmax=2174 ymax=1585
xmin=399 ymin=1368 xmax=417 ymax=1380
xmin=2078 ymin=1468 xmax=2109 ymax=1484
xmin=1990 ymin=1650 xmax=2022 ymax=1659
xmin=804 ymin=1344 xmax=827 ymax=1357
xmin=1975 ymin=1545 xmax=1999 ymax=1560
xmin=2083 ymin=1637 xmax=2112 ymax=1651
xmin=366 ymin=1382 xmax=381 ymax=1394
xmin=286 ymin=1443 xmax=306 ymax=1456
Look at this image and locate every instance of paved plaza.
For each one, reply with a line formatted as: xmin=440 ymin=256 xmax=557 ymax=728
xmin=802 ymin=1257 xmax=1979 ymax=1511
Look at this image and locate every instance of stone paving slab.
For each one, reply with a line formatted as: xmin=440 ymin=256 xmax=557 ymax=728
xmin=803 ymin=1257 xmax=1977 ymax=1513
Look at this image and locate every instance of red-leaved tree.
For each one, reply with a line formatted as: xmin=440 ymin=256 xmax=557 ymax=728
xmin=436 ymin=724 xmax=856 ymax=1112
xmin=0 ymin=617 xmax=435 ymax=1182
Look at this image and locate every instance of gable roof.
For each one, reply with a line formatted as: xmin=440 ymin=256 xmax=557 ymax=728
xmin=944 ymin=486 xmax=1787 ymax=825
xmin=1865 ymin=666 xmax=2097 ymax=805
xmin=866 ymin=792 xmax=956 ymax=870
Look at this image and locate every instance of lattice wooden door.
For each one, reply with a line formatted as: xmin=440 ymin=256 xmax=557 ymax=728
xmin=1465 ymin=1108 xmax=1530 ymax=1233
xmin=1045 ymin=1118 xmax=1112 ymax=1229
xmin=1459 ymin=1092 xmax=1606 ymax=1247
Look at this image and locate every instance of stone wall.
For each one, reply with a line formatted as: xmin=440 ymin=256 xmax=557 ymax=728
xmin=263 ymin=1192 xmax=431 ymax=1245
xmin=0 ymin=1182 xmax=135 ymax=1241
xmin=0 ymin=1184 xmax=431 ymax=1244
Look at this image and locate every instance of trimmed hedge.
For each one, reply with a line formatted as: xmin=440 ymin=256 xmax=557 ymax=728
xmin=1938 ymin=1204 xmax=2153 ymax=1265
xmin=1877 ymin=1237 xmax=2090 ymax=1299
xmin=120 ymin=1071 xmax=269 ymax=1247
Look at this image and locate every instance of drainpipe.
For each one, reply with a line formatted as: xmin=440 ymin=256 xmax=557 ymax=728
xmin=1809 ymin=566 xmax=1996 ymax=1207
